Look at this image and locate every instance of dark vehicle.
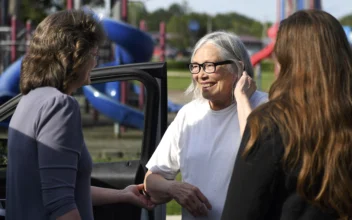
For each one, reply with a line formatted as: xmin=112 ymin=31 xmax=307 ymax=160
xmin=0 ymin=62 xmax=169 ymax=220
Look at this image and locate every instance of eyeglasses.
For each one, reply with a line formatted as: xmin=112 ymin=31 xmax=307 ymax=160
xmin=188 ymin=60 xmax=236 ymax=74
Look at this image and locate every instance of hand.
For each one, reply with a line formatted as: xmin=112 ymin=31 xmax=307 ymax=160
xmin=234 ymin=71 xmax=257 ymax=101
xmin=168 ymin=182 xmax=212 ymax=217
xmin=123 ymin=184 xmax=155 ymax=210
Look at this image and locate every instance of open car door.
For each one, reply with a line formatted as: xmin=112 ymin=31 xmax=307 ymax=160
xmin=0 ymin=62 xmax=168 ymax=220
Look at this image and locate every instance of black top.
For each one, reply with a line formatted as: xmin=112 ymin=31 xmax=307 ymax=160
xmin=221 ymin=123 xmax=338 ymax=220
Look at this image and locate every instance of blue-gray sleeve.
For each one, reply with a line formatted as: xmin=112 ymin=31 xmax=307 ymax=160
xmin=35 ymin=95 xmax=84 ymax=219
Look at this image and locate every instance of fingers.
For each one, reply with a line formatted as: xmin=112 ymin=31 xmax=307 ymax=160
xmin=136 ymin=183 xmax=144 ymax=191
xmin=234 ymin=71 xmax=256 ymax=99
xmin=186 ymin=198 xmax=204 ymax=217
xmin=173 ymin=183 xmax=211 ymax=217
xmin=195 ymin=189 xmax=212 ymax=210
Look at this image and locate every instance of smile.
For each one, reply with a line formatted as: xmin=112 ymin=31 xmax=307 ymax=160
xmin=201 ymin=83 xmax=216 ymax=89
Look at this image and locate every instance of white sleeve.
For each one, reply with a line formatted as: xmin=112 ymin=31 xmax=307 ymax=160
xmin=146 ymin=113 xmax=182 ymax=180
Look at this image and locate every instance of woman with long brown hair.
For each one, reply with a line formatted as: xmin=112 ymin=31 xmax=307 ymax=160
xmin=221 ymin=10 xmax=352 ymax=220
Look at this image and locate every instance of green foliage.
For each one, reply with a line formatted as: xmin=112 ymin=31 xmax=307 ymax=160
xmin=213 ymin=13 xmax=264 ymax=38
xmin=19 ymin=0 xmax=64 ymax=24
xmin=167 ymin=60 xmax=189 ymax=70
xmin=340 ymin=14 xmax=352 ymax=26
xmin=261 ymin=60 xmax=275 ymax=72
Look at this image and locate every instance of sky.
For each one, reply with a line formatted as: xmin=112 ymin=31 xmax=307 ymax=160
xmin=142 ymin=0 xmax=352 ymax=22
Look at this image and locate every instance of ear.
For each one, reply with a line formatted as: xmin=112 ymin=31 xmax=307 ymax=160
xmin=239 ymin=61 xmax=245 ymax=71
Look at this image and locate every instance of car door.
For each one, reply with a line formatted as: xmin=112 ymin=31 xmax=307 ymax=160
xmin=0 ymin=62 xmax=168 ymax=220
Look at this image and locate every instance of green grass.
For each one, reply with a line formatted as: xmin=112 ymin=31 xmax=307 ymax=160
xmin=167 ymin=76 xmax=192 ymax=91
xmin=257 ymin=71 xmax=275 ymax=92
xmin=166 ymin=173 xmax=182 ymax=215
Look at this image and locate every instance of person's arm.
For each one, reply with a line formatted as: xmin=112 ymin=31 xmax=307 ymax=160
xmin=91 ymin=184 xmax=154 ymax=210
xmin=144 ymin=171 xmax=212 ymax=217
xmin=144 ymin=171 xmax=174 ymax=204
xmin=234 ymin=71 xmax=257 ymax=136
xmin=56 ymin=210 xmax=81 ymax=220
xmin=144 ymin=108 xmax=212 ymax=217
xmin=221 ymin=124 xmax=284 ymax=220
xmin=36 ymin=96 xmax=84 ymax=219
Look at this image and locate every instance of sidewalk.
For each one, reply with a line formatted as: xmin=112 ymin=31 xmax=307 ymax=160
xmin=166 ymin=215 xmax=181 ymax=220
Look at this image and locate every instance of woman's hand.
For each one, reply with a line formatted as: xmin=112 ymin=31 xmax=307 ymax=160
xmin=234 ymin=71 xmax=257 ymax=102
xmin=123 ymin=184 xmax=155 ymax=210
xmin=168 ymin=181 xmax=212 ymax=217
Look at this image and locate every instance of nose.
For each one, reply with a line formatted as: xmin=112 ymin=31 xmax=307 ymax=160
xmin=199 ymin=67 xmax=208 ymax=79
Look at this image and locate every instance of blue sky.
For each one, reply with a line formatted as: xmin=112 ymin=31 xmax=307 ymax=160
xmin=143 ymin=0 xmax=352 ymax=22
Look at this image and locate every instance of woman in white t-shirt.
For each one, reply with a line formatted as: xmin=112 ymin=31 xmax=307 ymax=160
xmin=144 ymin=31 xmax=268 ymax=220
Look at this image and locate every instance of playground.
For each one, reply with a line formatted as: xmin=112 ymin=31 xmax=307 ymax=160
xmin=0 ymin=0 xmax=352 ymax=219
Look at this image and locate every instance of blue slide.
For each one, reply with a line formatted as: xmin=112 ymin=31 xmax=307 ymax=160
xmin=0 ymin=17 xmax=183 ymax=129
xmin=82 ymin=18 xmax=155 ymax=129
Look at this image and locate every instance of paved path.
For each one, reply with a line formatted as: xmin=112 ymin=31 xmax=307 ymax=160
xmin=166 ymin=216 xmax=181 ymax=220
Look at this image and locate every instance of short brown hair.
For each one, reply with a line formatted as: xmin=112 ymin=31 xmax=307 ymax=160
xmin=20 ymin=9 xmax=105 ymax=94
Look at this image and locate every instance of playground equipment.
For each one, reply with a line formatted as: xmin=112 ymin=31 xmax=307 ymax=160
xmin=250 ymin=0 xmax=323 ymax=84
xmin=251 ymin=0 xmax=352 ymax=80
xmin=0 ymin=6 xmax=182 ymax=129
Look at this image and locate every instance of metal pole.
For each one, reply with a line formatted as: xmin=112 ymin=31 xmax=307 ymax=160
xmin=67 ymin=0 xmax=73 ymax=10
xmin=74 ymin=0 xmax=81 ymax=10
xmin=297 ymin=0 xmax=304 ymax=10
xmin=11 ymin=15 xmax=16 ymax=63
xmin=121 ymin=0 xmax=128 ymax=22
xmin=1 ymin=0 xmax=9 ymax=25
xmin=9 ymin=0 xmax=19 ymax=18
xmin=287 ymin=0 xmax=293 ymax=16
xmin=280 ymin=0 xmax=285 ymax=20
xmin=26 ymin=20 xmax=31 ymax=52
xmin=314 ymin=0 xmax=322 ymax=9
xmin=120 ymin=0 xmax=128 ymax=134
xmin=159 ymin=22 xmax=166 ymax=62
xmin=256 ymin=62 xmax=262 ymax=91
xmin=139 ymin=20 xmax=146 ymax=110
xmin=276 ymin=0 xmax=280 ymax=22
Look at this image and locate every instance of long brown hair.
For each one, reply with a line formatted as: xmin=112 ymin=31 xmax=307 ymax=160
xmin=20 ymin=9 xmax=105 ymax=94
xmin=244 ymin=10 xmax=352 ymax=218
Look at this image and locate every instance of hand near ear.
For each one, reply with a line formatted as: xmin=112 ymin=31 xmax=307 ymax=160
xmin=234 ymin=71 xmax=257 ymax=102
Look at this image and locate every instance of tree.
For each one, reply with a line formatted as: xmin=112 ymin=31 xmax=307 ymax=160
xmin=19 ymin=0 xmax=65 ymax=24
xmin=168 ymin=3 xmax=185 ymax=17
xmin=340 ymin=14 xmax=352 ymax=26
xmin=128 ymin=2 xmax=148 ymax=27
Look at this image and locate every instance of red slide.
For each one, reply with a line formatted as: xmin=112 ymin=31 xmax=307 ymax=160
xmin=250 ymin=23 xmax=278 ymax=66
xmin=250 ymin=42 xmax=275 ymax=66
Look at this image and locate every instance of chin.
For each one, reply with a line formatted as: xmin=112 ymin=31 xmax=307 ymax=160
xmin=201 ymin=92 xmax=212 ymax=100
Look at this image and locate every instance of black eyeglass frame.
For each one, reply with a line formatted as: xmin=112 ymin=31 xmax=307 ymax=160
xmin=188 ymin=60 xmax=244 ymax=74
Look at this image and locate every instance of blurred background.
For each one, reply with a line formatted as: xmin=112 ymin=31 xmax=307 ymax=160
xmin=0 ymin=0 xmax=352 ymax=217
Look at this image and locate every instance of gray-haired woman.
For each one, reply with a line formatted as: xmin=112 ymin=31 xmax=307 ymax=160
xmin=144 ymin=31 xmax=268 ymax=219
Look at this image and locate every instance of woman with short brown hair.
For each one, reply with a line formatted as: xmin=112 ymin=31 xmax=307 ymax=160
xmin=7 ymin=9 xmax=153 ymax=220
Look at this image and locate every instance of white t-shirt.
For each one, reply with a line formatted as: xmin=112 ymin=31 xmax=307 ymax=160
xmin=146 ymin=91 xmax=268 ymax=220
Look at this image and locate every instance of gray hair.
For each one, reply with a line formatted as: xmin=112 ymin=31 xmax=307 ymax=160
xmin=185 ymin=31 xmax=254 ymax=100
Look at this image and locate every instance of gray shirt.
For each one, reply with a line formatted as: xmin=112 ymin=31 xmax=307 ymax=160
xmin=6 ymin=87 xmax=93 ymax=220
